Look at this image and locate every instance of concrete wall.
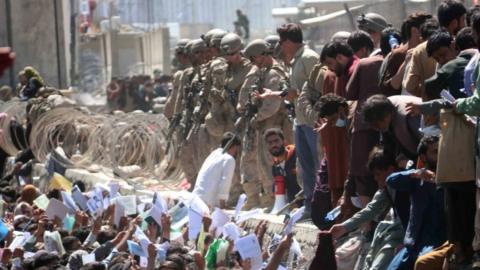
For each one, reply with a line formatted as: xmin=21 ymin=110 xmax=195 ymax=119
xmin=0 ymin=0 xmax=71 ymax=89
xmin=111 ymin=32 xmax=145 ymax=77
xmin=78 ymin=33 xmax=109 ymax=92
xmin=110 ymin=28 xmax=170 ymax=78
xmin=144 ymin=27 xmax=171 ymax=75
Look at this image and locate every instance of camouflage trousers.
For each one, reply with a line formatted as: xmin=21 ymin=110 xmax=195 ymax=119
xmin=240 ymin=128 xmax=275 ymax=210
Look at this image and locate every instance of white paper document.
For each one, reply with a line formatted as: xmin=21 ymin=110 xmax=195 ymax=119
xmin=8 ymin=232 xmax=31 ymax=250
xmin=440 ymin=89 xmax=456 ymax=103
xmin=139 ymin=256 xmax=148 ymax=267
xmin=61 ymin=191 xmax=79 ymax=214
xmin=223 ymin=222 xmax=241 ymax=242
xmin=188 ymin=208 xmax=203 ymax=241
xmin=283 ymin=206 xmax=305 ymax=235
xmin=152 ymin=192 xmax=168 ymax=213
xmin=46 ymin=198 xmax=69 ymax=220
xmin=189 ymin=195 xmax=209 ymax=216
xmin=187 ymin=195 xmax=210 ymax=241
xmin=234 ymin=193 xmax=247 ymax=220
xmin=72 ymin=185 xmax=88 ymax=211
xmin=134 ymin=226 xmax=151 ymax=256
xmin=43 ymin=230 xmax=65 ymax=255
xmin=109 ymin=183 xmax=120 ymax=198
xmin=210 ymin=208 xmax=230 ymax=237
xmin=147 ymin=205 xmax=163 ymax=226
xmin=82 ymin=253 xmax=96 ymax=265
xmin=236 ymin=208 xmax=262 ymax=224
xmin=235 ymin=234 xmax=263 ymax=270
xmin=114 ymin=201 xmax=125 ymax=227
xmin=114 ymin=195 xmax=137 ymax=216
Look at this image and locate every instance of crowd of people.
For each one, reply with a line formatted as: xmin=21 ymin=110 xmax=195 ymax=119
xmin=165 ymin=0 xmax=480 ymax=269
xmin=106 ymin=72 xmax=172 ymax=113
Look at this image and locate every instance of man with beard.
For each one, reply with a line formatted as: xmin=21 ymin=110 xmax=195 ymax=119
xmin=345 ymin=32 xmax=384 ymax=209
xmin=386 ymin=135 xmax=446 ymax=270
xmin=319 ymin=41 xmax=359 ymax=214
xmin=438 ymin=0 xmax=467 ymax=36
xmin=361 ymin=94 xmax=422 ymax=162
xmin=264 ymin=128 xmax=301 ymax=204
xmin=192 ymin=132 xmax=241 ymax=209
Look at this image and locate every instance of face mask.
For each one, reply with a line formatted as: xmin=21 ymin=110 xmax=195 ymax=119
xmin=335 ymin=118 xmax=347 ymax=127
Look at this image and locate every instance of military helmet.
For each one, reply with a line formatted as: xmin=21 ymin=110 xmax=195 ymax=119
xmin=264 ymin=35 xmax=280 ymax=51
xmin=202 ymin=28 xmax=227 ymax=47
xmin=330 ymin=31 xmax=351 ymax=42
xmin=357 ymin=13 xmax=388 ymax=33
xmin=244 ymin=39 xmax=269 ymax=59
xmin=175 ymin=38 xmax=191 ymax=54
xmin=210 ymin=30 xmax=228 ymax=49
xmin=220 ymin=33 xmax=243 ymax=55
xmin=186 ymin=39 xmax=207 ymax=55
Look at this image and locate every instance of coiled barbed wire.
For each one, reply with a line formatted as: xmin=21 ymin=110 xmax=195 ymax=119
xmin=0 ymin=101 xmax=28 ymax=156
xmin=29 ymin=106 xmax=168 ymax=178
xmin=29 ymin=107 xmax=100 ymax=168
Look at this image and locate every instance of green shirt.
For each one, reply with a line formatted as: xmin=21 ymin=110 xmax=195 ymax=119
xmin=290 ymin=46 xmax=319 ymax=125
xmin=343 ymin=189 xmax=391 ymax=232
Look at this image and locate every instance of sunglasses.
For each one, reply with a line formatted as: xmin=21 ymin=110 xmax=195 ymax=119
xmin=226 ymin=50 xmax=239 ymax=56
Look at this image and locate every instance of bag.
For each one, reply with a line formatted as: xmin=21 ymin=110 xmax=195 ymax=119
xmin=335 ymin=231 xmax=364 ymax=270
xmin=436 ymin=109 xmax=476 ymax=183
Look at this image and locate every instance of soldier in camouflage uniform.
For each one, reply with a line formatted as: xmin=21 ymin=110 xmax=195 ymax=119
xmin=187 ymin=29 xmax=229 ymax=173
xmin=204 ymin=33 xmax=252 ymax=206
xmin=263 ymin=35 xmax=294 ymax=146
xmin=238 ymin=39 xmax=291 ymax=209
xmin=201 ymin=29 xmax=227 ymax=63
xmin=164 ymin=39 xmax=191 ymax=120
xmin=164 ymin=39 xmax=191 ymax=172
xmin=173 ymin=39 xmax=209 ymax=185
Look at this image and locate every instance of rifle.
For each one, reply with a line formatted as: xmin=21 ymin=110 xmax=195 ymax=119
xmin=224 ymin=86 xmax=239 ymax=108
xmin=222 ymin=77 xmax=261 ymax=153
xmin=278 ymin=80 xmax=296 ymax=123
xmin=242 ymin=77 xmax=263 ymax=152
xmin=176 ymin=80 xmax=203 ymax=154
xmin=186 ymin=84 xmax=208 ymax=141
xmin=284 ymin=101 xmax=296 ymax=123
xmin=165 ymin=113 xmax=182 ymax=154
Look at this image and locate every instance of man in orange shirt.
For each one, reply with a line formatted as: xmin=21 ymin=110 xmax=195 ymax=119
xmin=264 ymin=128 xmax=301 ymax=205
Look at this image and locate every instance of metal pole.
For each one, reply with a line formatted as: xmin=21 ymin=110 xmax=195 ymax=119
xmin=431 ymin=0 xmax=438 ymax=15
xmin=343 ymin=4 xmax=357 ymax=31
xmin=69 ymin=0 xmax=77 ymax=86
xmin=53 ymin=0 xmax=63 ymax=88
xmin=400 ymin=0 xmax=407 ymax=22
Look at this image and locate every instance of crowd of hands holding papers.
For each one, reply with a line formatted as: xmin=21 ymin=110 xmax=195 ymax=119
xmin=0 ymin=178 xmax=308 ymax=270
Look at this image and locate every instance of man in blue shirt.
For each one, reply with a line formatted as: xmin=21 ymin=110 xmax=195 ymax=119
xmin=386 ymin=135 xmax=446 ymax=270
